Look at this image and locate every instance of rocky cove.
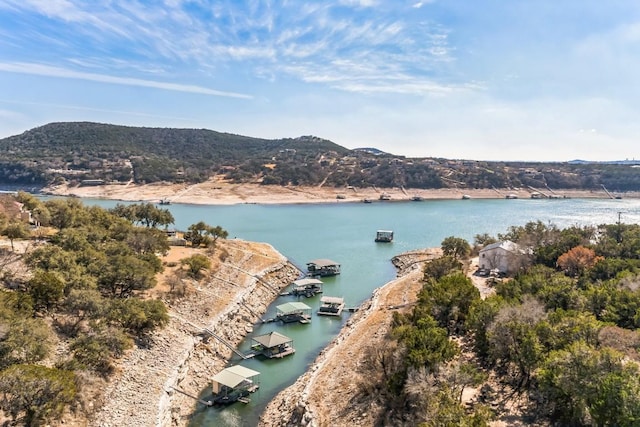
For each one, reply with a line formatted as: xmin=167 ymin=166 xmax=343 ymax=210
xmin=86 ymin=236 xmax=438 ymax=427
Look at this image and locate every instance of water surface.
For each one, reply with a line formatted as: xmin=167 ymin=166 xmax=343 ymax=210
xmin=80 ymin=197 xmax=640 ymax=426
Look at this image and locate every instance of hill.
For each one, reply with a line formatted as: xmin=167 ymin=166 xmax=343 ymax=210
xmin=2 ymin=121 xmax=640 ymax=192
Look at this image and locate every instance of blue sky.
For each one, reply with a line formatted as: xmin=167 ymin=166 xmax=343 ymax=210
xmin=1 ymin=0 xmax=639 ymax=161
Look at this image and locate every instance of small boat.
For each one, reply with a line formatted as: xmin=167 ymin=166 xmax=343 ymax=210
xmin=505 ymin=194 xmax=518 ymax=199
xmin=363 ymin=198 xmax=373 ymax=204
xmin=411 ymin=195 xmax=423 ymax=201
xmin=159 ymin=198 xmax=171 ymax=205
xmin=461 ymin=194 xmax=471 ymax=200
xmin=379 ymin=193 xmax=391 ymax=201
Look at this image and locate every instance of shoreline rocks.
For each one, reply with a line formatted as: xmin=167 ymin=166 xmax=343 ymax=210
xmin=88 ymin=239 xmax=300 ymax=427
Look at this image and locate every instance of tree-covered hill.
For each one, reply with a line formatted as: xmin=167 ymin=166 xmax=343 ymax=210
xmin=0 ymin=122 xmax=348 ymax=186
xmin=1 ymin=121 xmax=639 ymax=191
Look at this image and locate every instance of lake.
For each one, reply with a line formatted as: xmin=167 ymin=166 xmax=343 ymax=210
xmin=80 ymin=197 xmax=640 ymax=426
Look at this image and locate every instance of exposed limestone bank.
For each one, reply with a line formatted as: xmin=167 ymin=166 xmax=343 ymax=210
xmin=259 ymin=249 xmax=440 ymax=427
xmin=89 ymin=239 xmax=300 ymax=427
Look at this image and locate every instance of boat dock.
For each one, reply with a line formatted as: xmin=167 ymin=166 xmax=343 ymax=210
xmin=282 ymin=278 xmax=323 ymax=298
xmin=375 ymin=230 xmax=394 ymax=243
xmin=275 ymin=302 xmax=312 ymax=323
xmin=317 ymin=296 xmax=345 ymax=316
xmin=249 ymin=331 xmax=296 ymax=359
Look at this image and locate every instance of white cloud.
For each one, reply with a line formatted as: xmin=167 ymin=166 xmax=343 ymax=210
xmin=0 ymin=62 xmax=252 ymax=98
xmin=339 ymin=0 xmax=378 ymax=7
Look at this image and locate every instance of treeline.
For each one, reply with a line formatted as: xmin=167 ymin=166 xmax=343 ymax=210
xmin=365 ymin=222 xmax=640 ymax=426
xmin=0 ymin=195 xmax=178 ymax=425
xmin=2 ymin=122 xmax=640 ymax=191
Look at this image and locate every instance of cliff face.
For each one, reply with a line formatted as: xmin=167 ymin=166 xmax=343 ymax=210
xmin=88 ymin=239 xmax=300 ymax=427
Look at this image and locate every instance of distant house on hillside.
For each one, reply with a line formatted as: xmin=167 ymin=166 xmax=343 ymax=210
xmin=0 ymin=195 xmax=32 ymax=224
xmin=479 ymin=240 xmax=527 ymax=275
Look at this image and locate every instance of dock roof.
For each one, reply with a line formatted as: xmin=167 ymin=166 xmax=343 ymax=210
xmin=211 ymin=365 xmax=260 ymax=389
xmin=320 ymin=296 xmax=344 ymax=304
xmin=307 ymin=259 xmax=340 ymax=267
xmin=276 ymin=302 xmax=311 ymax=314
xmin=251 ymin=331 xmax=292 ymax=348
xmin=292 ymin=278 xmax=323 ymax=287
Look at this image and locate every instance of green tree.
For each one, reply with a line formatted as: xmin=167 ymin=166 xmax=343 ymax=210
xmin=1 ymin=221 xmax=29 ymax=251
xmin=418 ymin=272 xmax=480 ymax=334
xmin=107 ymin=299 xmax=168 ymax=335
xmin=70 ymin=327 xmax=132 ymax=376
xmin=183 ymin=221 xmax=228 ymax=248
xmin=181 ymin=254 xmax=212 ymax=278
xmin=61 ymin=289 xmax=105 ymax=334
xmin=486 ymin=297 xmax=546 ymax=387
xmin=0 ymin=364 xmax=77 ymax=426
xmin=26 ymin=245 xmax=97 ymax=292
xmin=111 ymin=202 xmax=174 ymax=228
xmin=209 ymin=225 xmax=229 ymax=244
xmin=0 ymin=317 xmax=52 ymax=368
xmin=44 ymin=198 xmax=83 ymax=229
xmin=183 ymin=221 xmax=211 ymax=247
xmin=441 ymin=236 xmax=471 ymax=260
xmin=466 ymin=295 xmax=506 ymax=360
xmin=27 ymin=269 xmax=66 ymax=312
xmin=474 ymin=233 xmax=498 ymax=247
xmin=126 ymin=227 xmax=170 ymax=256
xmin=97 ymin=254 xmax=156 ymax=298
xmin=392 ymin=314 xmax=459 ymax=370
xmin=538 ymin=342 xmax=640 ymax=426
xmin=423 ymin=256 xmax=463 ymax=281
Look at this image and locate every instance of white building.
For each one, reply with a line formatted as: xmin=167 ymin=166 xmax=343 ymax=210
xmin=479 ymin=240 xmax=525 ymax=275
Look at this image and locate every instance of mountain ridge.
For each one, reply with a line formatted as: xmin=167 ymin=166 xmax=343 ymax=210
xmin=1 ymin=121 xmax=640 ymax=192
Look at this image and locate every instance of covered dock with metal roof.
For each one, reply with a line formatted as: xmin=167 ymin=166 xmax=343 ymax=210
xmin=250 ymin=331 xmax=295 ymax=359
xmin=275 ymin=301 xmax=312 ymax=323
xmin=211 ymin=365 xmax=260 ymax=404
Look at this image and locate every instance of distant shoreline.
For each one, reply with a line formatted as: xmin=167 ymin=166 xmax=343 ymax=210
xmin=39 ymin=181 xmax=640 ymax=205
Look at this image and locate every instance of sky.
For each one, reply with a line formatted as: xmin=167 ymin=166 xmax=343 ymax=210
xmin=1 ymin=1 xmax=640 ymax=161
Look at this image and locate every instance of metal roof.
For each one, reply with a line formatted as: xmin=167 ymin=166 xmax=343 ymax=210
xmin=480 ymin=240 xmax=520 ymax=254
xmin=320 ymin=296 xmax=344 ymax=304
xmin=251 ymin=331 xmax=292 ymax=348
xmin=292 ymin=278 xmax=323 ymax=287
xmin=211 ymin=365 xmax=260 ymax=389
xmin=307 ymin=259 xmax=340 ymax=267
xmin=276 ymin=302 xmax=311 ymax=314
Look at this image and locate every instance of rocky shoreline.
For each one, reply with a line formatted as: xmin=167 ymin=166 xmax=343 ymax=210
xmin=88 ymin=239 xmax=300 ymax=427
xmin=41 ymin=181 xmax=639 ymax=206
xmin=85 ymin=242 xmax=442 ymax=427
xmin=258 ymin=249 xmax=440 ymax=427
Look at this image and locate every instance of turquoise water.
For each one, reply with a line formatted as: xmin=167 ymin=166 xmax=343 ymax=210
xmin=79 ymin=197 xmax=640 ymax=426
